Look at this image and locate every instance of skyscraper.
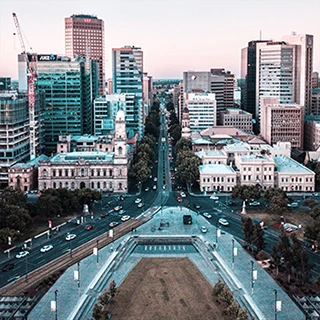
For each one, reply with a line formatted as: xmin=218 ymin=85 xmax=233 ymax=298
xmin=112 ymin=46 xmax=144 ymax=138
xmin=65 ymin=14 xmax=105 ymax=95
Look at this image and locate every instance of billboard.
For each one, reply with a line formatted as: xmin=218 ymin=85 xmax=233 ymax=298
xmin=37 ymin=54 xmax=57 ymax=61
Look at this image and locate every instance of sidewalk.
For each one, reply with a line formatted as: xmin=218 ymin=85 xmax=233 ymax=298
xmin=29 ymin=206 xmax=305 ymax=320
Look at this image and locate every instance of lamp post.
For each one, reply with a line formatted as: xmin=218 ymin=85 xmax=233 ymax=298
xmin=74 ymin=262 xmax=80 ymax=289
xmin=51 ymin=289 xmax=59 ymax=320
xmin=231 ymin=239 xmax=238 ymax=269
xmin=251 ymin=260 xmax=257 ymax=295
xmin=216 ymin=223 xmax=221 ymax=250
xmin=25 ymin=255 xmax=28 ymax=283
xmin=273 ymin=289 xmax=281 ymax=319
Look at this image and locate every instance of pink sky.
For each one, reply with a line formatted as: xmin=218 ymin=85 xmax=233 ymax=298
xmin=0 ymin=0 xmax=319 ymax=79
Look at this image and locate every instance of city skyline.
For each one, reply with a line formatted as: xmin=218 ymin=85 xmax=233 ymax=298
xmin=0 ymin=0 xmax=320 ymax=80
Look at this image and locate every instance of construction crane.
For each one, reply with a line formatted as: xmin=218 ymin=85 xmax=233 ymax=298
xmin=12 ymin=13 xmax=38 ymax=160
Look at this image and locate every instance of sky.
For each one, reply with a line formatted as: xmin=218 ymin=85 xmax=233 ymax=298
xmin=0 ymin=0 xmax=319 ymax=80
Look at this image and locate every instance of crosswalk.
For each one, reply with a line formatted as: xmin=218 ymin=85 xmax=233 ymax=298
xmin=133 ymin=244 xmax=196 ymax=254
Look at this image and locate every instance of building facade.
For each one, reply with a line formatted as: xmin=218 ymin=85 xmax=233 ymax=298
xmin=184 ymin=92 xmax=217 ymax=132
xmin=219 ymin=108 xmax=252 ymax=133
xmin=304 ymin=115 xmax=320 ymax=151
xmin=0 ymin=94 xmax=30 ymax=188
xmin=65 ymin=14 xmax=105 ymax=95
xmin=311 ymin=88 xmax=320 ymax=115
xmin=260 ymin=98 xmax=304 ymax=149
xmin=312 ymin=72 xmax=319 ymax=88
xmin=112 ymin=46 xmax=144 ymax=139
xmin=38 ymin=111 xmax=128 ymax=193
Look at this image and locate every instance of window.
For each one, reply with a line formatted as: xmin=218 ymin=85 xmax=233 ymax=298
xmin=118 ymin=146 xmax=123 ymax=155
xmin=119 ymin=183 xmax=122 ymax=189
xmin=91 ymin=170 xmax=94 ymax=176
xmin=44 ymin=182 xmax=47 ymax=189
xmin=109 ymin=182 xmax=112 ymax=189
xmin=243 ymin=175 xmax=246 ymax=181
xmin=24 ymin=178 xmax=27 ymax=182
xmin=91 ymin=182 xmax=94 ymax=188
xmin=59 ymin=170 xmax=62 ymax=177
xmin=43 ymin=169 xmax=47 ymax=177
xmin=81 ymin=169 xmax=85 ymax=177
xmin=109 ymin=169 xmax=113 ymax=177
xmin=65 ymin=169 xmax=68 ymax=177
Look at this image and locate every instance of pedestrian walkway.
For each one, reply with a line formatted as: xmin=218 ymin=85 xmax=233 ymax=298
xmin=28 ymin=206 xmax=305 ymax=320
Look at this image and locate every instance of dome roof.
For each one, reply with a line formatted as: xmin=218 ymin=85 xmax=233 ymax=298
xmin=116 ymin=109 xmax=125 ymax=121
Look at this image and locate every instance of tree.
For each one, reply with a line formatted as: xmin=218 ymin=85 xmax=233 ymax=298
xmin=175 ymin=137 xmax=192 ymax=154
xmin=270 ymin=246 xmax=281 ymax=275
xmin=0 ymin=187 xmax=27 ymax=207
xmin=306 ymin=159 xmax=320 ymax=183
xmin=242 ymin=218 xmax=254 ymax=249
xmin=166 ymin=101 xmax=174 ymax=112
xmin=176 ymin=150 xmax=200 ymax=185
xmin=253 ymin=224 xmax=266 ymax=253
xmin=36 ymin=194 xmax=63 ymax=218
xmin=168 ymin=123 xmax=181 ymax=144
xmin=231 ymin=185 xmax=260 ymax=201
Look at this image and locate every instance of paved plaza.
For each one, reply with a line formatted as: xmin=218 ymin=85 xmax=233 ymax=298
xmin=29 ymin=207 xmax=305 ymax=320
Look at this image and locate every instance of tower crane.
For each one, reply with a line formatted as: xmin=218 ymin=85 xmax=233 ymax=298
xmin=12 ymin=13 xmax=38 ymax=160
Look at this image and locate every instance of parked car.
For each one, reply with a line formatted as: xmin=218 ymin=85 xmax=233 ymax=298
xmin=194 ymin=204 xmax=201 ymax=209
xmin=135 ymin=198 xmax=142 ymax=204
xmin=113 ymin=206 xmax=123 ymax=212
xmin=120 ymin=215 xmax=131 ymax=222
xmin=287 ymin=202 xmax=298 ymax=208
xmin=180 ymin=191 xmax=186 ymax=198
xmin=119 ymin=209 xmax=126 ymax=215
xmin=100 ymin=212 xmax=109 ymax=218
xmin=40 ymin=245 xmax=53 ymax=253
xmin=177 ymin=196 xmax=182 ymax=202
xmin=109 ymin=221 xmax=119 ymax=228
xmin=137 ymin=203 xmax=143 ymax=208
xmin=210 ymin=195 xmax=219 ymax=200
xmin=154 ymin=177 xmax=158 ymax=182
xmin=86 ymin=225 xmax=94 ymax=231
xmin=2 ymin=263 xmax=16 ymax=272
xmin=65 ymin=234 xmax=76 ymax=241
xmin=218 ymin=218 xmax=229 ymax=226
xmin=201 ymin=226 xmax=207 ymax=233
xmin=153 ymin=185 xmax=157 ymax=190
xmin=249 ymin=201 xmax=260 ymax=206
xmin=227 ymin=200 xmax=236 ymax=206
xmin=203 ymin=212 xmax=212 ymax=219
xmin=16 ymin=251 xmax=29 ymax=259
xmin=145 ymin=187 xmax=150 ymax=192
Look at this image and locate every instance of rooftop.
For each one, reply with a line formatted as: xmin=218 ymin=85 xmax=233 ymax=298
xmin=199 ymin=164 xmax=235 ymax=175
xmin=274 ymin=156 xmax=315 ymax=175
xmin=240 ymin=154 xmax=274 ymax=163
xmin=71 ymin=134 xmax=99 ymax=143
xmin=11 ymin=155 xmax=50 ymax=169
xmin=192 ymin=138 xmax=213 ymax=145
xmin=49 ymin=151 xmax=114 ymax=163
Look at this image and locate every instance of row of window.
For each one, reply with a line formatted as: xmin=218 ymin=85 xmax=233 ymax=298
xmin=44 ymin=181 xmax=124 ymax=190
xmin=281 ymin=177 xmax=313 ymax=183
xmin=243 ymin=166 xmax=273 ymax=172
xmin=42 ymin=168 xmax=120 ymax=177
xmin=202 ymin=177 xmax=235 ymax=183
xmin=243 ymin=175 xmax=273 ymax=181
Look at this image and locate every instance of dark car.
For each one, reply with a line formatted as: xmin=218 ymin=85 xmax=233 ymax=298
xmin=2 ymin=263 xmax=15 ymax=272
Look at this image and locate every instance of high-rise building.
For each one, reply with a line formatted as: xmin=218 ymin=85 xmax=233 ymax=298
xmin=311 ymin=88 xmax=320 ymax=115
xmin=219 ymin=108 xmax=252 ymax=133
xmin=304 ymin=115 xmax=320 ymax=150
xmin=240 ymin=40 xmax=271 ymax=121
xmin=20 ymin=54 xmax=97 ymax=154
xmin=281 ymin=33 xmax=313 ymax=114
xmin=260 ymin=98 xmax=304 ymax=149
xmin=112 ymin=46 xmax=144 ymax=138
xmin=93 ymin=94 xmax=128 ymax=135
xmin=0 ymin=93 xmax=30 ymax=188
xmin=65 ymin=14 xmax=105 ymax=95
xmin=184 ymin=92 xmax=216 ymax=132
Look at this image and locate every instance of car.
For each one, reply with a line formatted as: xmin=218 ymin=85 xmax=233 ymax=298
xmin=312 ymin=193 xmax=318 ymax=197
xmin=176 ymin=196 xmax=182 ymax=202
xmin=65 ymin=234 xmax=76 ymax=241
xmin=2 ymin=263 xmax=16 ymax=272
xmin=16 ymin=251 xmax=29 ymax=259
xmin=121 ymin=215 xmax=131 ymax=222
xmin=194 ymin=204 xmax=201 ymax=209
xmin=40 ymin=245 xmax=53 ymax=253
xmin=201 ymin=226 xmax=207 ymax=233
xmin=203 ymin=212 xmax=212 ymax=219
xmin=100 ymin=213 xmax=109 ymax=218
xmin=287 ymin=202 xmax=299 ymax=208
xmin=154 ymin=177 xmax=158 ymax=182
xmin=109 ymin=221 xmax=119 ymax=228
xmin=218 ymin=218 xmax=229 ymax=226
xmin=153 ymin=185 xmax=157 ymax=190
xmin=149 ymin=175 xmax=152 ymax=179
xmin=119 ymin=209 xmax=126 ymax=215
xmin=249 ymin=201 xmax=260 ymax=206
xmin=210 ymin=195 xmax=219 ymax=200
xmin=135 ymin=198 xmax=142 ymax=204
xmin=180 ymin=191 xmax=186 ymax=198
xmin=227 ymin=200 xmax=236 ymax=206
xmin=145 ymin=187 xmax=150 ymax=192
xmin=137 ymin=202 xmax=143 ymax=208
xmin=86 ymin=225 xmax=94 ymax=231
xmin=113 ymin=205 xmax=123 ymax=211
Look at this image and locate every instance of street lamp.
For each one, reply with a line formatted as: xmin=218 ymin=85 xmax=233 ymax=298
xmin=51 ymin=289 xmax=59 ymax=320
xmin=274 ymin=289 xmax=281 ymax=319
xmin=74 ymin=262 xmax=80 ymax=289
xmin=93 ymin=239 xmax=99 ymax=264
xmin=216 ymin=223 xmax=221 ymax=250
xmin=231 ymin=239 xmax=237 ymax=270
xmin=251 ymin=260 xmax=257 ymax=295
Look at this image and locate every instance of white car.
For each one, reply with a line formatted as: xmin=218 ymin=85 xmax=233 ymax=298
xmin=180 ymin=191 xmax=186 ymax=198
xmin=135 ymin=198 xmax=142 ymax=204
xmin=145 ymin=187 xmax=150 ymax=192
xmin=210 ymin=195 xmax=219 ymax=200
xmin=201 ymin=226 xmax=207 ymax=233
xmin=287 ymin=202 xmax=298 ymax=208
xmin=137 ymin=203 xmax=143 ymax=208
xmin=65 ymin=234 xmax=76 ymax=241
xmin=203 ymin=212 xmax=212 ymax=219
xmin=40 ymin=245 xmax=53 ymax=253
xmin=121 ymin=215 xmax=131 ymax=222
xmin=16 ymin=251 xmax=29 ymax=259
xmin=154 ymin=177 xmax=157 ymax=182
xmin=109 ymin=221 xmax=119 ymax=228
xmin=249 ymin=201 xmax=260 ymax=206
xmin=218 ymin=218 xmax=229 ymax=226
xmin=153 ymin=185 xmax=157 ymax=190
